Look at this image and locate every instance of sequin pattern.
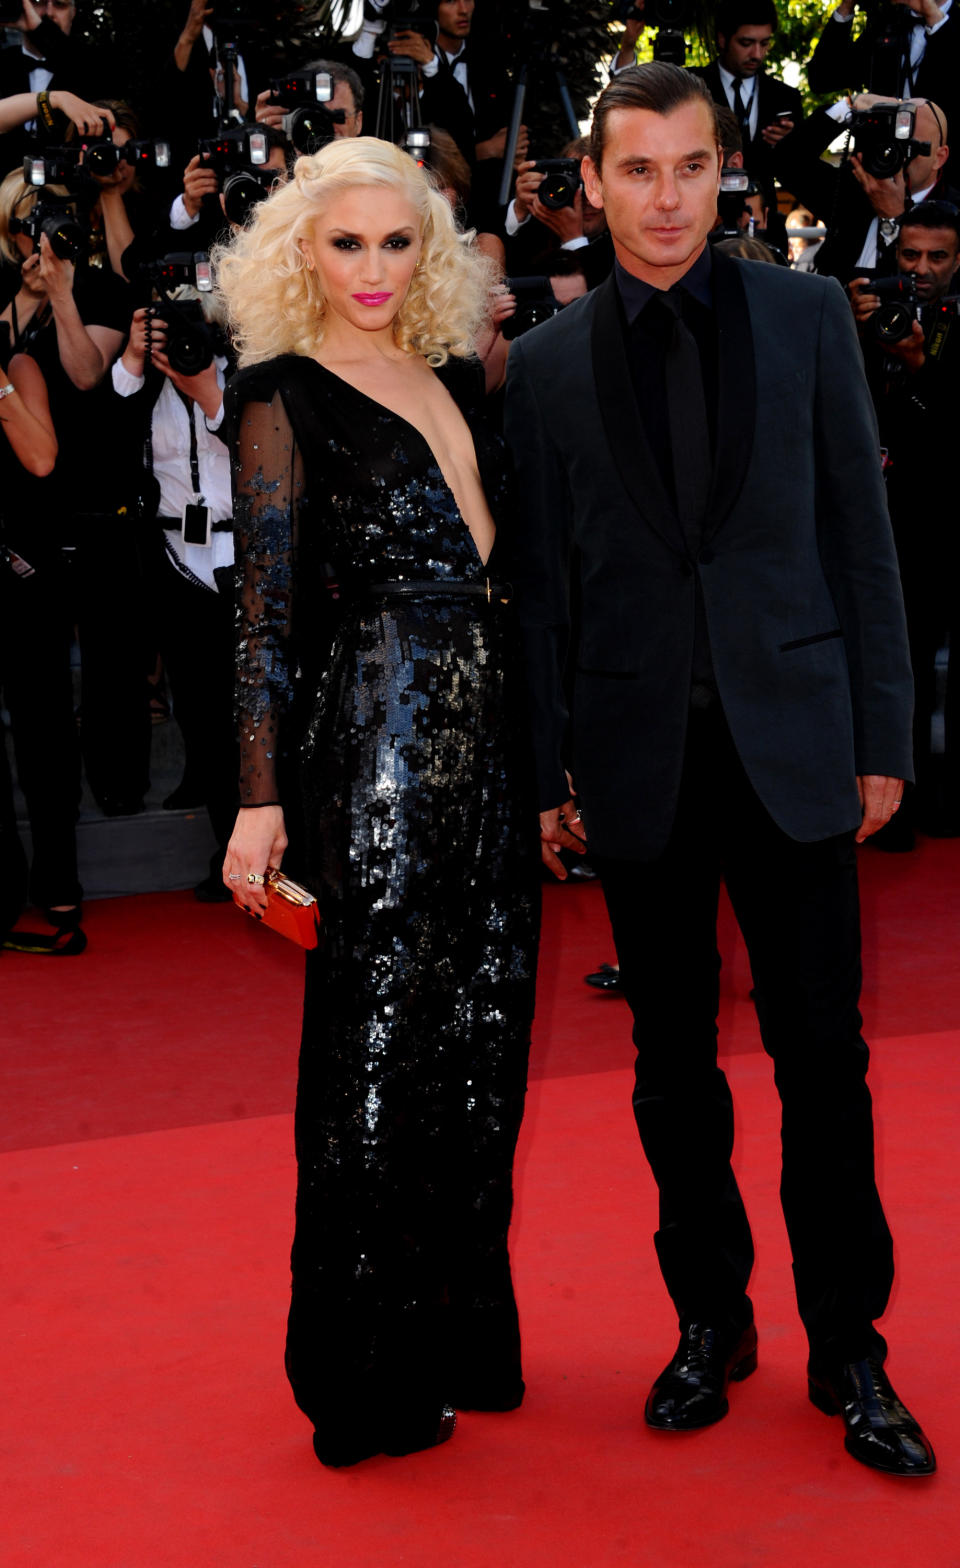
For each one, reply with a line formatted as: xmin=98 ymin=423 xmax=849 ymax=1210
xmin=227 ymin=355 xmax=540 ymax=1458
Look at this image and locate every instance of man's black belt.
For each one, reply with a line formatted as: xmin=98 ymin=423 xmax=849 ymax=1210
xmin=367 ymin=578 xmax=513 ymax=603
xmin=158 ymin=514 xmax=233 ymax=533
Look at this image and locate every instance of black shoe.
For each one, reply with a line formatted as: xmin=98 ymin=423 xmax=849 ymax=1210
xmin=312 ymin=1405 xmax=457 ymax=1468
xmin=585 ymin=961 xmax=622 ymax=993
xmin=193 ymin=874 xmax=233 ymax=904
xmin=808 ymin=1356 xmax=936 ymax=1476
xmin=645 ymin=1321 xmax=758 ymax=1430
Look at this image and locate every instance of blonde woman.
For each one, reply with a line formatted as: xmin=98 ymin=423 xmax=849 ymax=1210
xmin=217 ymin=137 xmax=540 ymax=1468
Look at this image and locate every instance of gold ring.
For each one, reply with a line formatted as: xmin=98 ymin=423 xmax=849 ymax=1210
xmin=247 ymin=873 xmax=266 ymax=886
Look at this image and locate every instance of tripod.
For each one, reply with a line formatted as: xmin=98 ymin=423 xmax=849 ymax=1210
xmin=498 ymin=38 xmax=580 ymax=208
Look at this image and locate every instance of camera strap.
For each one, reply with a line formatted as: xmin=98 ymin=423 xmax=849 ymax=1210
xmin=143 ymin=384 xmax=205 ymax=506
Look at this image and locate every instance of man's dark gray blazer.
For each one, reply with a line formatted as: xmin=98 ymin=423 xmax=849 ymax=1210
xmin=503 ymin=249 xmax=913 ymax=860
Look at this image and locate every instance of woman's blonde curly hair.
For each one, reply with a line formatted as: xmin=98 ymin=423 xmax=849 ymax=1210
xmin=214 ymin=136 xmax=496 ymax=368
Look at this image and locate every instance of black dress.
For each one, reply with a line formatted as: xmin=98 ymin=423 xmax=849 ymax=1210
xmin=228 ymin=352 xmax=541 ymax=1465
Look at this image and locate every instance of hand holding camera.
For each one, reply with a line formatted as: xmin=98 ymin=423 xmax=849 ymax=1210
xmin=182 ymin=153 xmax=221 ymax=218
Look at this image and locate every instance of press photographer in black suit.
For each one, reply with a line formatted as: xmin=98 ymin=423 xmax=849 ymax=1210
xmin=850 ymin=199 xmax=960 ymax=842
xmin=691 ymin=0 xmax=802 ymax=184
xmin=774 ymin=92 xmax=952 ymax=283
xmin=808 ymin=0 xmax=960 ymax=148
xmin=504 ymin=62 xmax=935 ymax=1477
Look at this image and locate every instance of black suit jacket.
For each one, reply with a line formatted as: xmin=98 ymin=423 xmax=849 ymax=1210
xmin=0 ymin=21 xmax=115 ymax=171
xmin=808 ymin=8 xmax=960 ymax=123
xmin=693 ymin=60 xmax=803 ymax=183
xmin=503 ymin=251 xmax=913 ymax=860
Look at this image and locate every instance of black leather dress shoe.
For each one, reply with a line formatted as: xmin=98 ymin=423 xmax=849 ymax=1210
xmin=584 ymin=962 xmax=622 ymax=993
xmin=645 ymin=1320 xmax=758 ymax=1430
xmin=808 ymin=1357 xmax=936 ymax=1476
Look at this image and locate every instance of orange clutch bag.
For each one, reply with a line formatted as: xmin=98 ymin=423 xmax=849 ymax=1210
xmin=260 ymin=869 xmax=321 ymax=950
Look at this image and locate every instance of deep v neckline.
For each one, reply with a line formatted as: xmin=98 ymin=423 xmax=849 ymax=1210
xmin=304 ymin=356 xmax=494 ymax=569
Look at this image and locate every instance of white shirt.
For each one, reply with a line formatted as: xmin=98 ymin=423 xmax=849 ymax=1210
xmin=718 ymin=61 xmax=759 ymax=143
xmin=112 ymin=357 xmax=232 ymax=592
xmin=855 ymin=180 xmax=936 ymax=270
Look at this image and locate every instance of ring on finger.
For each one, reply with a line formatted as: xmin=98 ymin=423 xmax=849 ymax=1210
xmin=247 ymin=872 xmax=266 ymax=886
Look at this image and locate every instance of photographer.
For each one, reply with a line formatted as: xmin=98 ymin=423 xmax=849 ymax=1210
xmin=0 ymin=3 xmax=112 ymax=167
xmin=774 ymin=93 xmax=952 ymax=282
xmin=0 ymin=169 xmax=147 ymax=816
xmin=0 ymin=290 xmax=90 ymax=951
xmin=111 ymin=291 xmax=237 ymax=898
xmin=506 ymin=136 xmax=612 ymax=289
xmin=808 ymin=1 xmax=959 ymax=145
xmin=167 ymin=127 xmax=289 ymax=254
xmin=850 ymin=198 xmax=960 ymax=842
xmin=692 ymin=1 xmax=802 ymax=184
xmin=254 ymin=60 xmax=364 ymax=140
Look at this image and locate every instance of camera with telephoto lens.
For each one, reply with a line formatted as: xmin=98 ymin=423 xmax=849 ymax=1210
xmin=533 ymin=158 xmax=582 ymax=211
xmin=501 ymin=276 xmax=563 ymax=341
xmin=10 ymin=194 xmax=86 ymax=263
xmin=870 ymin=271 xmax=919 ymax=344
xmin=848 ymin=103 xmax=930 ymax=179
xmin=269 ymin=71 xmax=346 ymax=155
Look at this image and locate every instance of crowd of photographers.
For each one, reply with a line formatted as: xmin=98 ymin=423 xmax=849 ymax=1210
xmin=0 ymin=0 xmax=956 ymax=954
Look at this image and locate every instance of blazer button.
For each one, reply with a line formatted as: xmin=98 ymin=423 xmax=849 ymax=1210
xmin=679 ymin=560 xmax=693 ymax=577
xmin=699 ymin=548 xmax=715 ymax=565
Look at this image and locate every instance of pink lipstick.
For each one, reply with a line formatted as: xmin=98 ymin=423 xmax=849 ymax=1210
xmin=352 ymin=292 xmax=393 ymax=306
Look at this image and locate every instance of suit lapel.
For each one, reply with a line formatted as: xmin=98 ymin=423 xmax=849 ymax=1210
xmin=589 ymin=272 xmax=685 ymax=555
xmin=704 ymin=248 xmax=756 ymax=543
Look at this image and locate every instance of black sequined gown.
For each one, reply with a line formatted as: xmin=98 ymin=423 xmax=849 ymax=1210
xmin=228 ymin=353 xmax=540 ymax=1464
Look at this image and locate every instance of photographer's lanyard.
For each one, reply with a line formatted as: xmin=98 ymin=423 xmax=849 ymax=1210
xmin=143 ymin=387 xmax=205 ymax=507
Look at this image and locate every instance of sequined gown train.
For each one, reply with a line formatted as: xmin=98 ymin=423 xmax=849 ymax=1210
xmin=228 ymin=354 xmax=540 ymax=1460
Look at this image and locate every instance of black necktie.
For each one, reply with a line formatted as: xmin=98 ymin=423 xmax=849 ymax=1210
xmin=730 ymin=73 xmax=750 ymax=137
xmin=658 ymin=290 xmax=711 ymax=541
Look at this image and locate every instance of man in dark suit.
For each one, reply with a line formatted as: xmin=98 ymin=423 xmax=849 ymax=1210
xmin=808 ymin=0 xmax=960 ymax=150
xmin=774 ymin=92 xmax=953 ymax=284
xmin=0 ymin=1 xmax=113 ymax=171
xmin=691 ymin=0 xmax=802 ymax=184
xmin=504 ymin=61 xmax=935 ymax=1477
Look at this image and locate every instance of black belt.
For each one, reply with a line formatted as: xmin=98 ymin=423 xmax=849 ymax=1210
xmin=158 ymin=515 xmax=233 ymax=533
xmin=367 ymin=578 xmax=512 ymax=603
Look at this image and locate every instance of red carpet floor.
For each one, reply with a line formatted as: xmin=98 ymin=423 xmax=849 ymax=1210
xmin=2 ymin=839 xmax=959 ymax=1566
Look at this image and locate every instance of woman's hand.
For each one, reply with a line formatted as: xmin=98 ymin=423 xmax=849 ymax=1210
xmin=49 ymin=92 xmax=114 ymax=138
xmin=223 ymin=806 xmax=287 ymax=914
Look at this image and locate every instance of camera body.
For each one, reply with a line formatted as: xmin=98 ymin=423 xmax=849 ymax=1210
xmin=533 ymin=158 xmax=582 ymax=211
xmin=848 ymin=103 xmax=930 ymax=179
xmin=82 ymin=137 xmax=172 ymax=178
xmin=870 ymin=271 xmax=919 ymax=344
xmin=10 ymin=195 xmax=86 ymax=263
xmin=198 ymin=125 xmax=270 ymax=179
xmin=144 ymin=288 xmax=218 ymax=380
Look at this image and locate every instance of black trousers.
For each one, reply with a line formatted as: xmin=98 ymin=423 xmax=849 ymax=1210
xmin=594 ymin=704 xmax=894 ymax=1366
xmin=0 ymin=549 xmax=83 ymax=910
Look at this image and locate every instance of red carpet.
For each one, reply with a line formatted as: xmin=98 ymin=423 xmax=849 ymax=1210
xmin=2 ymin=839 xmax=958 ymax=1565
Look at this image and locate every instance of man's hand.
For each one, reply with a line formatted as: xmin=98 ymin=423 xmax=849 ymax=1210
xmin=387 ymin=28 xmax=435 ymax=65
xmin=849 ymin=275 xmax=880 ymax=324
xmin=531 ymin=187 xmax=586 ymax=243
xmin=49 ymin=92 xmax=114 ymax=137
xmin=761 ymin=115 xmax=794 ymax=146
xmin=855 ymin=774 xmax=905 ymax=842
xmin=476 ymin=126 xmax=509 ymax=162
xmin=513 ymin=159 xmax=544 ymax=221
xmin=539 ymin=798 xmax=587 ymax=880
xmin=11 ymin=2 xmax=42 ymax=33
xmin=37 ymin=233 xmax=74 ymax=303
xmin=850 ymin=153 xmax=907 ymax=219
xmin=885 ymin=317 xmax=926 ymax=372
xmin=897 ymin=0 xmax=945 ymax=24
xmin=182 ymin=153 xmax=219 ymax=217
xmin=254 ymin=87 xmax=286 ymax=129
xmin=175 ymin=0 xmax=212 ymax=71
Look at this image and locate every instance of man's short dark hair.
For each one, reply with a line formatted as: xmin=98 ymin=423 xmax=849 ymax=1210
xmin=589 ymin=63 xmax=720 ymax=168
xmin=716 ymin=2 xmax=778 ymax=38
xmin=898 ymin=200 xmax=960 ymax=245
xmin=304 ymin=58 xmax=364 ymax=112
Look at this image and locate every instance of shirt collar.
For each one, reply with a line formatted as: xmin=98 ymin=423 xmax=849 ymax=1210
xmin=615 ymin=243 xmax=714 ymax=326
xmin=718 ymin=61 xmax=758 ymax=94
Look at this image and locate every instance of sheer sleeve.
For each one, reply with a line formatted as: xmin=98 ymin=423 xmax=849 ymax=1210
xmin=231 ymin=385 xmax=305 ymax=807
